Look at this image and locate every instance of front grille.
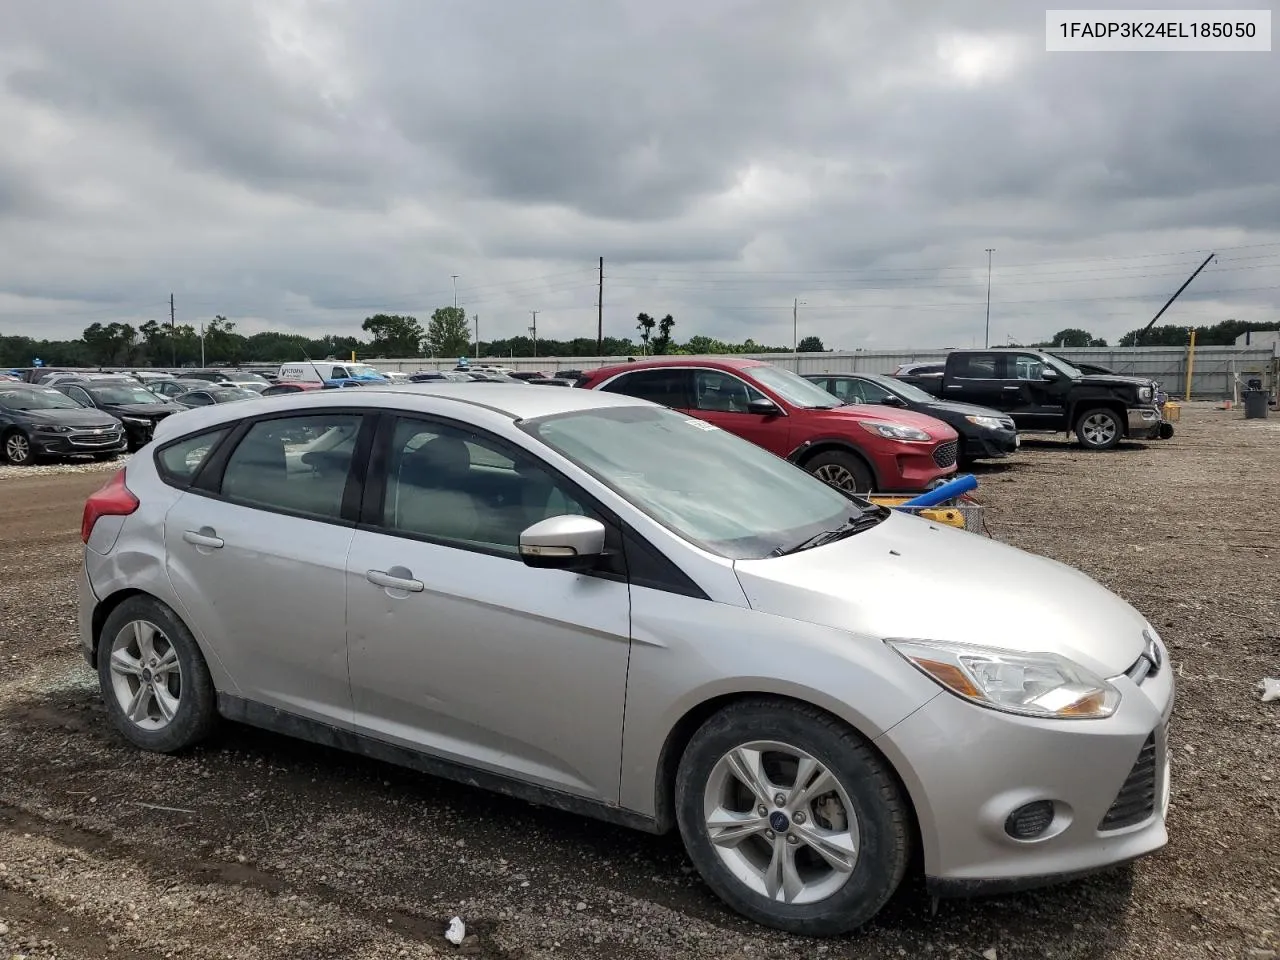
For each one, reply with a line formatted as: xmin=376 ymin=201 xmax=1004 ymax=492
xmin=1124 ymin=631 xmax=1164 ymax=686
xmin=999 ymin=418 xmax=1016 ymax=430
xmin=932 ymin=439 xmax=959 ymax=468
xmin=69 ymin=430 xmax=122 ymax=448
xmin=1099 ymin=733 xmax=1157 ymax=830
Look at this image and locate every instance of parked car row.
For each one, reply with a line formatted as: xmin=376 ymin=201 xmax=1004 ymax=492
xmin=78 ymin=378 xmax=1174 ymax=937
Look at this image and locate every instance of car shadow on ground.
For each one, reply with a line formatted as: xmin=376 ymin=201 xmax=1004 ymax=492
xmin=1013 ymin=437 xmax=1152 ymax=453
xmin=2 ymin=684 xmax=1141 ymax=955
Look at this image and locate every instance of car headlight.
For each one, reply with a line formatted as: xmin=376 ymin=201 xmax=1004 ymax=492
xmin=859 ymin=422 xmax=932 ymax=442
xmin=964 ymin=415 xmax=1005 ymax=430
xmin=1138 ymin=386 xmax=1152 ymax=402
xmin=120 ymin=416 xmax=152 ymax=426
xmin=886 ymin=638 xmax=1121 ymax=719
xmin=33 ymin=424 xmax=72 ymax=433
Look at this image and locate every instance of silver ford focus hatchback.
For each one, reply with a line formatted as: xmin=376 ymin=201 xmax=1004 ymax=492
xmin=78 ymin=383 xmax=1173 ymax=935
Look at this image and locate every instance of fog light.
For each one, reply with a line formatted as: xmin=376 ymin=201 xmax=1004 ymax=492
xmin=1005 ymin=800 xmax=1055 ymax=840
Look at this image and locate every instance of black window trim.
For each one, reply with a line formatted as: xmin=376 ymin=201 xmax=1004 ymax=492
xmin=359 ymin=409 xmax=708 ymax=599
xmin=153 ymin=424 xmax=236 ymax=491
xmin=595 ymin=367 xmax=696 ymax=409
xmin=179 ymin=407 xmax=377 ymax=529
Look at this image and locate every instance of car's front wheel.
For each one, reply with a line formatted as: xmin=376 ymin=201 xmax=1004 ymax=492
xmin=2 ymin=429 xmax=34 ymax=465
xmin=97 ymin=596 xmax=218 ymax=753
xmin=674 ymin=699 xmax=911 ymax=936
xmin=805 ymin=450 xmax=875 ymax=495
xmin=1074 ymin=408 xmax=1123 ymax=450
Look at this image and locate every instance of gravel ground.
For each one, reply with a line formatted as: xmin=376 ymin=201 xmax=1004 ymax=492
xmin=0 ymin=407 xmax=1277 ymax=960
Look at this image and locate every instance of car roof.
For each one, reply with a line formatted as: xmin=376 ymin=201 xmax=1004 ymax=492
xmin=150 ymin=380 xmax=652 ymax=445
xmin=587 ymin=356 xmax=767 ymax=379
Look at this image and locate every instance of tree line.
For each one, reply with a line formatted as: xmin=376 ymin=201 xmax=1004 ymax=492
xmin=0 ymin=307 xmax=827 ymax=369
xmin=3 ymin=311 xmax=1271 ymax=370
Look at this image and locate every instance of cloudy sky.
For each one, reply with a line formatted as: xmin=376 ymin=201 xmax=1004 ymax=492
xmin=1 ymin=0 xmax=1276 ymax=352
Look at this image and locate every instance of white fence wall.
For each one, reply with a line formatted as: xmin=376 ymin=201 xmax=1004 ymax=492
xmin=349 ymin=344 xmax=1277 ymax=399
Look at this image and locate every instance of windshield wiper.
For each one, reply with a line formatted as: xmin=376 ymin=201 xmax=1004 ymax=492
xmin=772 ymin=512 xmax=885 ymax=556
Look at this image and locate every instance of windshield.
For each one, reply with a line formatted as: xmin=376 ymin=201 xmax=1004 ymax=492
xmin=0 ymin=387 xmax=82 ymax=411
xmin=1043 ymin=354 xmax=1083 ymax=379
xmin=213 ymin=387 xmax=259 ymax=401
xmin=868 ymin=374 xmax=934 ymax=404
xmin=228 ymin=372 xmax=269 ymax=384
xmin=747 ymin=364 xmax=841 ymax=408
xmin=524 ymin=405 xmax=875 ymax=559
xmin=347 ymin=364 xmax=385 ymax=379
xmin=89 ymin=385 xmax=164 ymax=405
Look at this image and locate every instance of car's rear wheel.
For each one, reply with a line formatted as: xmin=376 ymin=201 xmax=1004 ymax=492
xmin=805 ymin=450 xmax=874 ymax=495
xmin=674 ymin=699 xmax=911 ymax=936
xmin=1074 ymin=408 xmax=1122 ymax=450
xmin=2 ymin=429 xmax=34 ymax=465
xmin=97 ymin=596 xmax=217 ymax=753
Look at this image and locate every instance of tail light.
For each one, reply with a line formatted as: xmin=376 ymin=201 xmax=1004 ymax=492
xmin=82 ymin=468 xmax=140 ymax=544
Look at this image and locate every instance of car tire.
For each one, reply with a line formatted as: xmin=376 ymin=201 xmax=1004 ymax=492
xmin=674 ymin=698 xmax=911 ymax=936
xmin=97 ymin=596 xmax=218 ymax=753
xmin=1074 ymin=408 xmax=1122 ymax=450
xmin=804 ymin=450 xmax=875 ymax=495
xmin=2 ymin=429 xmax=35 ymax=465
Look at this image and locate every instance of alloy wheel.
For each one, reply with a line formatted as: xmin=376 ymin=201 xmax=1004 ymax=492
xmin=4 ymin=433 xmax=30 ymax=464
xmin=813 ymin=464 xmax=860 ymax=493
xmin=107 ymin=620 xmax=183 ymax=731
xmin=1082 ymin=413 xmax=1118 ymax=447
xmin=702 ymin=740 xmax=859 ymax=905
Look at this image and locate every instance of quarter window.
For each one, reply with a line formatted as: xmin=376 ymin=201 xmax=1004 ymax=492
xmin=379 ymin=418 xmax=591 ymax=555
xmin=219 ymin=414 xmax=363 ymax=520
xmin=156 ymin=428 xmax=230 ymax=485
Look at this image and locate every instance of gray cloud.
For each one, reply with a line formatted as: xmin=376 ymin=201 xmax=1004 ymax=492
xmin=0 ymin=0 xmax=1276 ymax=352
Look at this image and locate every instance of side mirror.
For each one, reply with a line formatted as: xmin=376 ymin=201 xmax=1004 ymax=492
xmin=1041 ymin=368 xmax=1058 ymax=379
xmin=747 ymin=397 xmax=782 ymax=416
xmin=881 ymin=395 xmax=907 ymax=407
xmin=519 ymin=515 xmax=606 ymax=571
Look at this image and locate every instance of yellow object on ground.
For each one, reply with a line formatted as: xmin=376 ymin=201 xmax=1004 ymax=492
xmin=1162 ymin=401 xmax=1181 ymax=422
xmin=867 ymin=496 xmax=970 ymax=530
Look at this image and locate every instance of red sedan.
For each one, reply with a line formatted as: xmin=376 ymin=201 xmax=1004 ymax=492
xmin=577 ymin=357 xmax=959 ymax=493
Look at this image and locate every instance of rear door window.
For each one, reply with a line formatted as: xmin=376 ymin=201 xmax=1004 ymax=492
xmin=598 ymin=369 xmax=693 ymax=408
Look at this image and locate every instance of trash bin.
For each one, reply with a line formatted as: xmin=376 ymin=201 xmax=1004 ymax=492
xmin=1243 ymin=388 xmax=1270 ymax=419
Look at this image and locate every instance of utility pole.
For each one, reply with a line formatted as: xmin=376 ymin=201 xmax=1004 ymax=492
xmin=597 ymin=256 xmax=604 ymax=357
xmin=474 ymin=315 xmax=480 ymax=359
xmin=984 ymin=249 xmax=995 ymax=349
xmin=169 ymin=293 xmax=176 ymax=368
xmin=451 ymin=275 xmax=459 ymax=310
xmin=530 ymin=310 xmax=539 ymax=358
xmin=792 ymin=298 xmax=806 ymax=371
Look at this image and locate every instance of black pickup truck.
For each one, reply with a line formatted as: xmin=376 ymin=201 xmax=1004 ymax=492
xmin=894 ymin=349 xmax=1173 ymax=450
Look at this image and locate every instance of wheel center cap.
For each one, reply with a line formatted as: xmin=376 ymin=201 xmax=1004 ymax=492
xmin=141 ymin=667 xmax=153 ymax=682
xmin=768 ymin=810 xmax=790 ymax=832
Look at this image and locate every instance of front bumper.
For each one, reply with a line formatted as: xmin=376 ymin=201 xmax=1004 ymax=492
xmin=1126 ymin=406 xmax=1165 ymax=440
xmin=962 ymin=428 xmax=1019 ymax=460
xmin=870 ymin=439 xmax=960 ymax=492
xmin=875 ymin=645 xmax=1174 ymax=894
xmin=31 ymin=429 xmax=128 ymax=457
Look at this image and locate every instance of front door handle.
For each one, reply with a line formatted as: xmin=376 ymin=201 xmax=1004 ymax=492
xmin=366 ymin=569 xmax=425 ymax=593
xmin=1003 ymin=385 xmax=1021 ymax=391
xmin=182 ymin=528 xmax=224 ymax=549
xmin=944 ymin=384 xmax=964 ymax=389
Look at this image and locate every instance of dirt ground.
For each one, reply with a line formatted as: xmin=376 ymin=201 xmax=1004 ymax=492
xmin=1 ymin=406 xmax=1277 ymax=960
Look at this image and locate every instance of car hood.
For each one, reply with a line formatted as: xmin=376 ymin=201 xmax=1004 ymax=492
xmin=733 ymin=512 xmax=1148 ymax=678
xmin=103 ymin=402 xmax=185 ymax=417
xmin=1077 ymin=374 xmax=1155 ymax=390
xmin=19 ymin=408 xmax=121 ymax=428
xmin=900 ymin=399 xmax=1012 ymax=422
xmin=802 ymin=404 xmax=959 ymax=439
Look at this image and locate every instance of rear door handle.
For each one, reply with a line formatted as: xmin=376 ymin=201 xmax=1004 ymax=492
xmin=1003 ymin=385 xmax=1021 ymax=391
xmin=366 ymin=569 xmax=425 ymax=593
xmin=182 ymin=529 xmax=224 ymax=549
xmin=944 ymin=384 xmax=964 ymax=390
